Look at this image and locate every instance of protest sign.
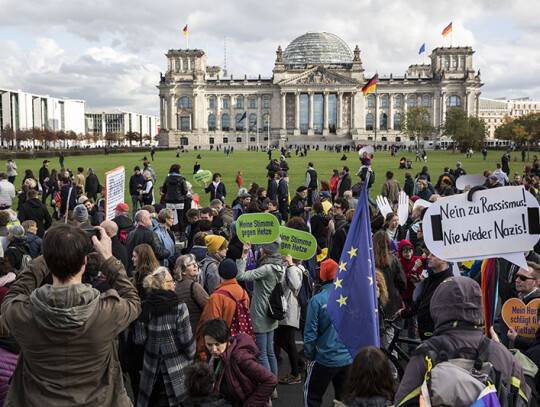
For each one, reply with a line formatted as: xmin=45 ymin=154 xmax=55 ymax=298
xmin=104 ymin=166 xmax=125 ymax=220
xmin=359 ymin=146 xmax=374 ymax=156
xmin=423 ymin=186 xmax=540 ymax=269
xmin=236 ymin=213 xmax=280 ymax=244
xmin=502 ymin=298 xmax=540 ymax=338
xmin=193 ymin=170 xmax=212 ymax=185
xmin=456 ymin=174 xmax=487 ymax=191
xmin=278 ymin=226 xmax=317 ymax=260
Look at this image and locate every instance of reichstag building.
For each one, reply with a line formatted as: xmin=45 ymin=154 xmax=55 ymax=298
xmin=157 ymin=32 xmax=482 ymax=147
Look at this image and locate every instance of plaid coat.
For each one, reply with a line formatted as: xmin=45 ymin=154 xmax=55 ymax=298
xmin=134 ymin=301 xmax=196 ymax=407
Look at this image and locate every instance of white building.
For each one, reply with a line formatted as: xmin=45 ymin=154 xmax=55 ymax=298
xmin=85 ymin=109 xmax=159 ymax=142
xmin=478 ymin=97 xmax=540 ymax=139
xmin=0 ymin=88 xmax=86 ymax=134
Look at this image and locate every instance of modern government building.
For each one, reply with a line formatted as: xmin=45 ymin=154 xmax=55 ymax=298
xmin=157 ymin=32 xmax=485 ymax=148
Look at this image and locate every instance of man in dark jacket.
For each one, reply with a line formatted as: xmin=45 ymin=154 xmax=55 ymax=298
xmin=125 ymin=209 xmax=171 ymax=275
xmin=397 ymin=252 xmax=454 ymax=340
xmin=112 ymin=203 xmax=135 ymax=244
xmin=38 ymin=160 xmax=50 ymax=204
xmin=290 ymin=186 xmax=309 ymax=219
xmin=85 ymin=167 xmax=100 ymax=202
xmin=395 ymin=277 xmax=531 ymax=406
xmin=60 ymin=175 xmax=77 ymax=219
xmin=162 ymin=163 xmax=188 ymax=234
xmin=5 ymin=225 xmax=31 ymax=272
xmin=83 ymin=199 xmax=104 ymax=226
xmin=129 ymin=166 xmax=144 ymax=220
xmin=101 ymin=220 xmax=129 ymax=270
xmin=18 ymin=189 xmax=52 ymax=238
xmin=22 ymin=220 xmax=42 ymax=259
xmin=338 ymin=166 xmax=351 ymax=198
xmin=276 ymin=171 xmax=289 ymax=223
xmin=267 ymin=171 xmax=278 ymax=202
xmin=305 ymin=162 xmax=318 ymax=206
xmin=280 ymin=156 xmax=290 ymax=176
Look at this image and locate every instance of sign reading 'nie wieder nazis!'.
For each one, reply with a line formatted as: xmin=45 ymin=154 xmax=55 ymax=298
xmin=236 ymin=213 xmax=280 ymax=244
xmin=278 ymin=226 xmax=317 ymax=260
xmin=193 ymin=170 xmax=212 ymax=185
xmin=423 ymin=186 xmax=540 ymax=269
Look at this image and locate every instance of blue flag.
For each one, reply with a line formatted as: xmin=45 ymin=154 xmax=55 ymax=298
xmin=237 ymin=111 xmax=247 ymax=122
xmin=419 ymin=43 xmax=425 ymax=54
xmin=327 ymin=180 xmax=380 ymax=357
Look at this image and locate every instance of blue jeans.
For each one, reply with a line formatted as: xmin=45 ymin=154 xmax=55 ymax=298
xmin=131 ymin=195 xmax=139 ymax=220
xmin=255 ymin=331 xmax=278 ymax=377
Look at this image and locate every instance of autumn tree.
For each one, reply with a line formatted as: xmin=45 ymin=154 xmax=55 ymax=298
xmin=403 ymin=106 xmax=434 ymax=149
xmin=442 ymin=108 xmax=486 ymax=153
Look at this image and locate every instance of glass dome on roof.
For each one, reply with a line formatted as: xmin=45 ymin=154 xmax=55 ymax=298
xmin=283 ymin=32 xmax=353 ymax=67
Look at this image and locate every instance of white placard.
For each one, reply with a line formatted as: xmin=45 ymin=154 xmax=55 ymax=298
xmin=359 ymin=146 xmax=374 ymax=156
xmin=104 ymin=166 xmax=125 ymax=220
xmin=456 ymin=174 xmax=487 ymax=191
xmin=422 ymin=186 xmax=540 ymax=269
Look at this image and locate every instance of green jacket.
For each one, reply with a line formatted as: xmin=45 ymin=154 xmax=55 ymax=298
xmin=236 ymin=257 xmax=285 ymax=333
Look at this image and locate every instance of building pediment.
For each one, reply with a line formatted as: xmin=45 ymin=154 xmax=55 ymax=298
xmin=278 ymin=67 xmax=358 ymax=87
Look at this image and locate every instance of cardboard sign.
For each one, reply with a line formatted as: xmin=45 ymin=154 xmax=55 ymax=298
xmin=456 ymin=174 xmax=487 ymax=191
xmin=104 ymin=166 xmax=125 ymax=221
xmin=359 ymin=146 xmax=374 ymax=156
xmin=423 ymin=186 xmax=540 ymax=269
xmin=193 ymin=170 xmax=212 ymax=185
xmin=278 ymin=226 xmax=317 ymax=260
xmin=236 ymin=213 xmax=280 ymax=244
xmin=502 ymin=298 xmax=540 ymax=338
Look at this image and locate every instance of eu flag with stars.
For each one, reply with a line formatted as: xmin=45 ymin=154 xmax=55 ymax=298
xmin=419 ymin=43 xmax=425 ymax=54
xmin=237 ymin=111 xmax=247 ymax=122
xmin=327 ymin=179 xmax=380 ymax=357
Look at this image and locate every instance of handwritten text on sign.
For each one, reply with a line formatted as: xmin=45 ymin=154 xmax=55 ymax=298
xmin=502 ymin=298 xmax=540 ymax=338
xmin=423 ymin=186 xmax=540 ymax=269
xmin=236 ymin=213 xmax=280 ymax=244
xmin=104 ymin=166 xmax=125 ymax=221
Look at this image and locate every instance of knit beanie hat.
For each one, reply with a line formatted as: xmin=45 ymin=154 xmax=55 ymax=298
xmin=205 ymin=235 xmax=226 ymax=253
xmin=218 ymin=258 xmax=238 ymax=280
xmin=320 ymin=258 xmax=338 ymax=282
xmin=260 ymin=237 xmax=281 ymax=255
xmin=73 ymin=204 xmax=89 ymax=222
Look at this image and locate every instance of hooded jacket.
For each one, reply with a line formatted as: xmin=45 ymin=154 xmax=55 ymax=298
xmin=162 ymin=173 xmax=188 ymax=203
xmin=18 ymin=198 xmax=52 ymax=238
xmin=0 ymin=336 xmax=19 ymax=405
xmin=395 ymin=276 xmax=531 ymax=406
xmin=24 ymin=232 xmax=42 ymax=259
xmin=5 ymin=239 xmax=31 ymax=272
xmin=219 ymin=333 xmax=277 ymax=407
xmin=398 ymin=240 xmax=424 ymax=301
xmin=1 ymin=255 xmax=141 ymax=406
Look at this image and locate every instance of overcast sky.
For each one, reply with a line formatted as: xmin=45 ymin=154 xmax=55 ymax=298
xmin=1 ymin=0 xmax=538 ymax=116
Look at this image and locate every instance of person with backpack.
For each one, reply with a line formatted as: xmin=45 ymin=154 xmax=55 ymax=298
xmin=4 ymin=225 xmax=31 ymax=274
xmin=195 ymin=259 xmax=252 ymax=362
xmin=275 ymin=254 xmax=303 ymax=385
xmin=304 ymin=258 xmax=353 ymax=407
xmin=395 ymin=276 xmax=531 ymax=407
xmin=237 ymin=239 xmax=285 ymax=384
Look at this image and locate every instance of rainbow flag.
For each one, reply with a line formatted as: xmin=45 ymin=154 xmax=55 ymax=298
xmin=442 ymin=22 xmax=452 ymax=37
xmin=361 ymin=74 xmax=377 ymax=96
xmin=481 ymin=258 xmax=498 ymax=337
xmin=183 ymin=25 xmax=188 ymax=35
xmin=470 ymin=386 xmax=501 ymax=407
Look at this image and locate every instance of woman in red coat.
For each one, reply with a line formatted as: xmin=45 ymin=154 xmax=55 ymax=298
xmin=201 ymin=318 xmax=277 ymax=407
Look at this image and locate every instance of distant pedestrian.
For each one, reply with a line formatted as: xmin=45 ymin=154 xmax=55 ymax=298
xmin=59 ymin=152 xmax=64 ymax=169
xmin=151 ymin=146 xmax=155 ymax=161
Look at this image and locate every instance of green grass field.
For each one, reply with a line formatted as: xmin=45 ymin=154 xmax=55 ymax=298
xmin=8 ymin=148 xmax=532 ymax=211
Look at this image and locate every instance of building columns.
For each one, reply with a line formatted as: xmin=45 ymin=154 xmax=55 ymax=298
xmin=308 ymin=91 xmax=314 ymax=135
xmin=323 ymin=92 xmax=329 ymax=136
xmin=281 ymin=92 xmax=286 ymax=130
xmin=337 ymin=92 xmax=343 ymax=134
xmin=294 ymin=92 xmax=300 ymax=135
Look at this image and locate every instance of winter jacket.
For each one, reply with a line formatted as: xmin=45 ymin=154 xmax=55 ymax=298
xmin=400 ymin=266 xmax=453 ymax=339
xmin=5 ymin=240 xmax=31 ymax=273
xmin=18 ymin=197 xmax=52 ymax=238
xmin=236 ymin=256 xmax=285 ymax=334
xmin=175 ymin=276 xmax=209 ymax=335
xmin=0 ymin=180 xmax=15 ymax=208
xmin=5 ymin=162 xmax=16 ymax=178
xmin=0 ymin=336 xmax=19 ymax=406
xmin=152 ymin=224 xmax=175 ymax=266
xmin=85 ymin=173 xmax=100 ymax=196
xmin=133 ymin=297 xmax=196 ymax=406
xmin=126 ymin=225 xmax=171 ymax=273
xmin=398 ymin=240 xmax=424 ymax=301
xmin=205 ymin=182 xmax=227 ymax=202
xmin=162 ymin=173 xmax=188 ymax=203
xmin=338 ymin=172 xmax=352 ymax=197
xmin=277 ymin=179 xmax=288 ymax=203
xmin=395 ymin=276 xmax=531 ymax=406
xmin=195 ymin=279 xmax=250 ymax=361
xmin=497 ymin=252 xmax=540 ymax=304
xmin=267 ymin=179 xmax=278 ymax=202
xmin=60 ymin=183 xmax=77 ymax=215
xmin=280 ymin=264 xmax=303 ymax=328
xmin=111 ymin=236 xmax=129 ymax=269
xmin=381 ymin=178 xmax=401 ymax=203
xmin=190 ymin=245 xmax=208 ymax=262
xmin=304 ymin=282 xmax=353 ymax=367
xmin=88 ymin=205 xmax=104 ymax=226
xmin=220 ymin=207 xmax=234 ymax=230
xmin=377 ymin=255 xmax=407 ymax=316
xmin=311 ymin=212 xmax=329 ymax=248
xmin=289 ymin=194 xmax=306 ymax=219
xmin=24 ymin=232 xmax=42 ymax=259
xmin=226 ymin=236 xmax=243 ymax=261
xmin=201 ymin=253 xmax=223 ymax=295
xmin=219 ymin=333 xmax=277 ymax=407
xmin=112 ymin=214 xmax=135 ymax=242
xmin=403 ymin=178 xmax=414 ymax=198
xmin=129 ymin=173 xmax=144 ymax=197
xmin=1 ymin=255 xmax=141 ymax=407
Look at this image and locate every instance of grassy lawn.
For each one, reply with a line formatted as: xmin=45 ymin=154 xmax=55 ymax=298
xmin=8 ymin=148 xmax=532 ymax=211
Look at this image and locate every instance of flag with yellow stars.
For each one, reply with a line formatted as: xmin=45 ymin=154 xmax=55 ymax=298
xmin=327 ymin=179 xmax=380 ymax=356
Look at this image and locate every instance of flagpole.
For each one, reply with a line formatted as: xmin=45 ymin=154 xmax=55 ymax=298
xmin=186 ymin=32 xmax=189 ymax=49
xmin=245 ymin=114 xmax=248 ymax=150
xmin=374 ymin=75 xmax=378 ymax=150
xmin=267 ymin=117 xmax=270 ymax=150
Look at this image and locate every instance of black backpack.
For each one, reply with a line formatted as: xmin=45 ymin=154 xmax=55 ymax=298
xmin=267 ymin=266 xmax=287 ymax=320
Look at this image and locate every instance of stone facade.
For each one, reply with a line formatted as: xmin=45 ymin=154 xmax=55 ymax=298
xmin=157 ymin=33 xmax=483 ymax=148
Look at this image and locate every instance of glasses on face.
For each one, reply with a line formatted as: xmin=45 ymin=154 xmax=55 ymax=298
xmin=516 ymin=274 xmax=537 ymax=282
xmin=333 ymin=206 xmax=341 ymax=210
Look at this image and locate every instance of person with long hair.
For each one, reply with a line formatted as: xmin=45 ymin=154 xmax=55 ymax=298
xmin=339 ymin=347 xmax=397 ymax=407
xmin=256 ymin=188 xmax=269 ymax=211
xmin=247 ymin=182 xmax=259 ymax=199
xmin=174 ymin=254 xmax=209 ymax=335
xmin=21 ymin=170 xmax=38 ymax=191
xmin=330 ymin=170 xmax=339 ymax=202
xmin=382 ymin=212 xmax=402 ymax=248
xmin=372 ymin=231 xmax=406 ymax=318
xmin=134 ymin=267 xmax=195 ymax=406
xmin=132 ymin=243 xmax=160 ymax=301
xmin=47 ymin=169 xmax=60 ymax=219
xmin=311 ymin=201 xmax=329 ymax=249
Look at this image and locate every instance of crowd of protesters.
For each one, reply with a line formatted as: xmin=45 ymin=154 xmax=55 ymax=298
xmin=0 ymin=147 xmax=539 ymax=407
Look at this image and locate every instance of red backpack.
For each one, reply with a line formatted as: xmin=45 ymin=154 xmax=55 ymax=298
xmin=215 ymin=289 xmax=256 ymax=340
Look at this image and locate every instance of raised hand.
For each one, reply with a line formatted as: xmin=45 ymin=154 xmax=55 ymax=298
xmin=397 ymin=191 xmax=409 ymax=226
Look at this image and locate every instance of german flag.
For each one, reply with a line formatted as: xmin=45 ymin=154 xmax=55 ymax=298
xmin=442 ymin=22 xmax=452 ymax=37
xmin=183 ymin=25 xmax=188 ymax=35
xmin=361 ymin=75 xmax=377 ymax=96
